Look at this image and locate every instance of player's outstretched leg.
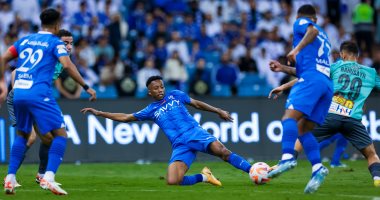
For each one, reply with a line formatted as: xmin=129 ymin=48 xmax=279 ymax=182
xmin=268 ymin=118 xmax=298 ymax=178
xmin=208 ymin=141 xmax=251 ymax=174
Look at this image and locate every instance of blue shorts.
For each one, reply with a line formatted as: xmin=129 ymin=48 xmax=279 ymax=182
xmin=13 ymin=97 xmax=65 ymax=135
xmin=286 ymin=73 xmax=333 ymax=125
xmin=169 ymin=127 xmax=217 ymax=168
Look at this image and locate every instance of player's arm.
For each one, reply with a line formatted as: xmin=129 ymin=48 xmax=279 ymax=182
xmin=58 ymin=56 xmax=96 ymax=101
xmin=54 ymin=79 xmax=76 ymax=99
xmin=287 ymin=25 xmax=319 ymax=63
xmin=268 ymin=78 xmax=298 ymax=99
xmin=189 ymin=98 xmax=233 ymax=122
xmin=375 ymin=76 xmax=380 ymax=90
xmin=269 ymin=60 xmax=296 ymax=76
xmin=81 ymin=107 xmax=138 ymax=122
xmin=0 ymin=47 xmax=18 ymax=104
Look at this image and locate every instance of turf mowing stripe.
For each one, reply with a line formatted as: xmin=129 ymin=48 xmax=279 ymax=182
xmin=14 ymin=188 xmax=377 ymax=199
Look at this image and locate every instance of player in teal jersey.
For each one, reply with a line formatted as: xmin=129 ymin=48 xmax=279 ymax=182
xmin=269 ymin=41 xmax=380 ymax=187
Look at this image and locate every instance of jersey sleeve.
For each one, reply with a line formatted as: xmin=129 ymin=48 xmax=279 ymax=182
xmin=54 ymin=39 xmax=69 ymax=58
xmin=375 ymin=76 xmax=380 ymax=90
xmin=171 ymin=90 xmax=191 ymax=104
xmin=133 ymin=105 xmax=153 ymax=121
xmin=12 ymin=39 xmax=23 ymax=56
xmin=294 ymin=18 xmax=314 ymax=36
xmin=330 ymin=60 xmax=342 ymax=74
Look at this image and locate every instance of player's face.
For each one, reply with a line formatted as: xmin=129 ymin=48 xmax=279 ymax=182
xmin=148 ymin=80 xmax=165 ymax=100
xmin=61 ymin=36 xmax=74 ymax=54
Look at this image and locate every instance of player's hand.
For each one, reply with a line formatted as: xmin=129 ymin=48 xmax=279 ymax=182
xmin=218 ymin=109 xmax=233 ymax=122
xmin=287 ymin=49 xmax=299 ymax=64
xmin=86 ymin=88 xmax=97 ymax=102
xmin=0 ymin=79 xmax=8 ymax=107
xmin=81 ymin=107 xmax=100 ymax=116
xmin=268 ymin=87 xmax=283 ymax=100
xmin=269 ymin=60 xmax=283 ymax=72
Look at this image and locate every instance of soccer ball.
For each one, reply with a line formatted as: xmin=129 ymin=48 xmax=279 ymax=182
xmin=249 ymin=162 xmax=271 ymax=185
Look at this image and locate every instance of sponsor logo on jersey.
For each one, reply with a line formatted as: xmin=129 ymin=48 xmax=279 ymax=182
xmin=329 ymin=102 xmax=352 ymax=117
xmin=332 ymin=94 xmax=354 ymax=109
xmin=27 ymin=40 xmax=49 ymax=47
xmin=153 ymin=99 xmax=181 ymax=120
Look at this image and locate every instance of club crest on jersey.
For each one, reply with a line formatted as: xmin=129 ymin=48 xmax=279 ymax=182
xmin=57 ymin=45 xmax=67 ymax=54
xmin=299 ymin=19 xmax=309 ymax=25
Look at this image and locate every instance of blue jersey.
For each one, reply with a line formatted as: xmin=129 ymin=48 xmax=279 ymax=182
xmin=293 ymin=17 xmax=331 ymax=78
xmin=133 ymin=90 xmax=200 ymax=143
xmin=12 ymin=31 xmax=68 ymax=100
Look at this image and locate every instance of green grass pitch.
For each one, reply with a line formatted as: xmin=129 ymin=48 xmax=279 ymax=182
xmin=0 ymin=160 xmax=379 ymax=200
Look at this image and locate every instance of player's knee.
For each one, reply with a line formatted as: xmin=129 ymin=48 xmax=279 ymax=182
xmin=221 ymin=148 xmax=232 ymax=161
xmin=167 ymin=177 xmax=181 ymax=185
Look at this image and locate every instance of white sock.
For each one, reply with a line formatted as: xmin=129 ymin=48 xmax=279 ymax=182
xmin=374 ymin=176 xmax=380 ymax=180
xmin=5 ymin=174 xmax=15 ymax=182
xmin=43 ymin=171 xmax=55 ymax=182
xmin=201 ymin=174 xmax=207 ymax=182
xmin=281 ymin=153 xmax=294 ymax=161
xmin=312 ymin=163 xmax=323 ymax=173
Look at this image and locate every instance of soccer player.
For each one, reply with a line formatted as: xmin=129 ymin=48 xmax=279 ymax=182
xmin=1 ymin=9 xmax=96 ymax=195
xmin=266 ymin=4 xmax=333 ymax=193
xmin=5 ymin=29 xmax=76 ymax=186
xmin=81 ymin=75 xmax=253 ymax=186
xmin=269 ymin=41 xmax=380 ymax=187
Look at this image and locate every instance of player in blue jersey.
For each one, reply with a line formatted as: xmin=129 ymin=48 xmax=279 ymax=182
xmin=1 ymin=9 xmax=96 ymax=195
xmin=81 ymin=76 xmax=253 ymax=186
xmin=4 ymin=29 xmax=76 ymax=187
xmin=266 ymin=4 xmax=333 ymax=193
xmin=270 ymin=41 xmax=380 ymax=188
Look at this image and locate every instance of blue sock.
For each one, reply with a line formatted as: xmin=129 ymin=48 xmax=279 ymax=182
xmin=16 ymin=146 xmax=29 ymax=170
xmin=331 ymin=135 xmax=347 ymax=165
xmin=46 ymin=136 xmax=67 ymax=173
xmin=282 ymin=119 xmax=298 ymax=156
xmin=39 ymin=143 xmax=50 ymax=174
xmin=180 ymin=174 xmax=203 ymax=185
xmin=8 ymin=136 xmax=27 ymax=174
xmin=227 ymin=153 xmax=251 ymax=173
xmin=299 ymin=132 xmax=321 ymax=165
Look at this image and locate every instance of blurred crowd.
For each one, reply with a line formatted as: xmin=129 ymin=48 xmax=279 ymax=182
xmin=2 ymin=0 xmax=380 ymax=98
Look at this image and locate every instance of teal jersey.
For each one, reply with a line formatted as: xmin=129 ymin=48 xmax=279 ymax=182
xmin=329 ymin=60 xmax=380 ymax=119
xmin=53 ymin=62 xmax=64 ymax=81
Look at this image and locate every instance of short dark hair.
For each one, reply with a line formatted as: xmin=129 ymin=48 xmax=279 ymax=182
xmin=40 ymin=8 xmax=61 ymax=26
xmin=57 ymin=29 xmax=72 ymax=37
xmin=146 ymin=76 xmax=163 ymax=87
xmin=340 ymin=41 xmax=359 ymax=56
xmin=297 ymin=4 xmax=316 ymax=16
